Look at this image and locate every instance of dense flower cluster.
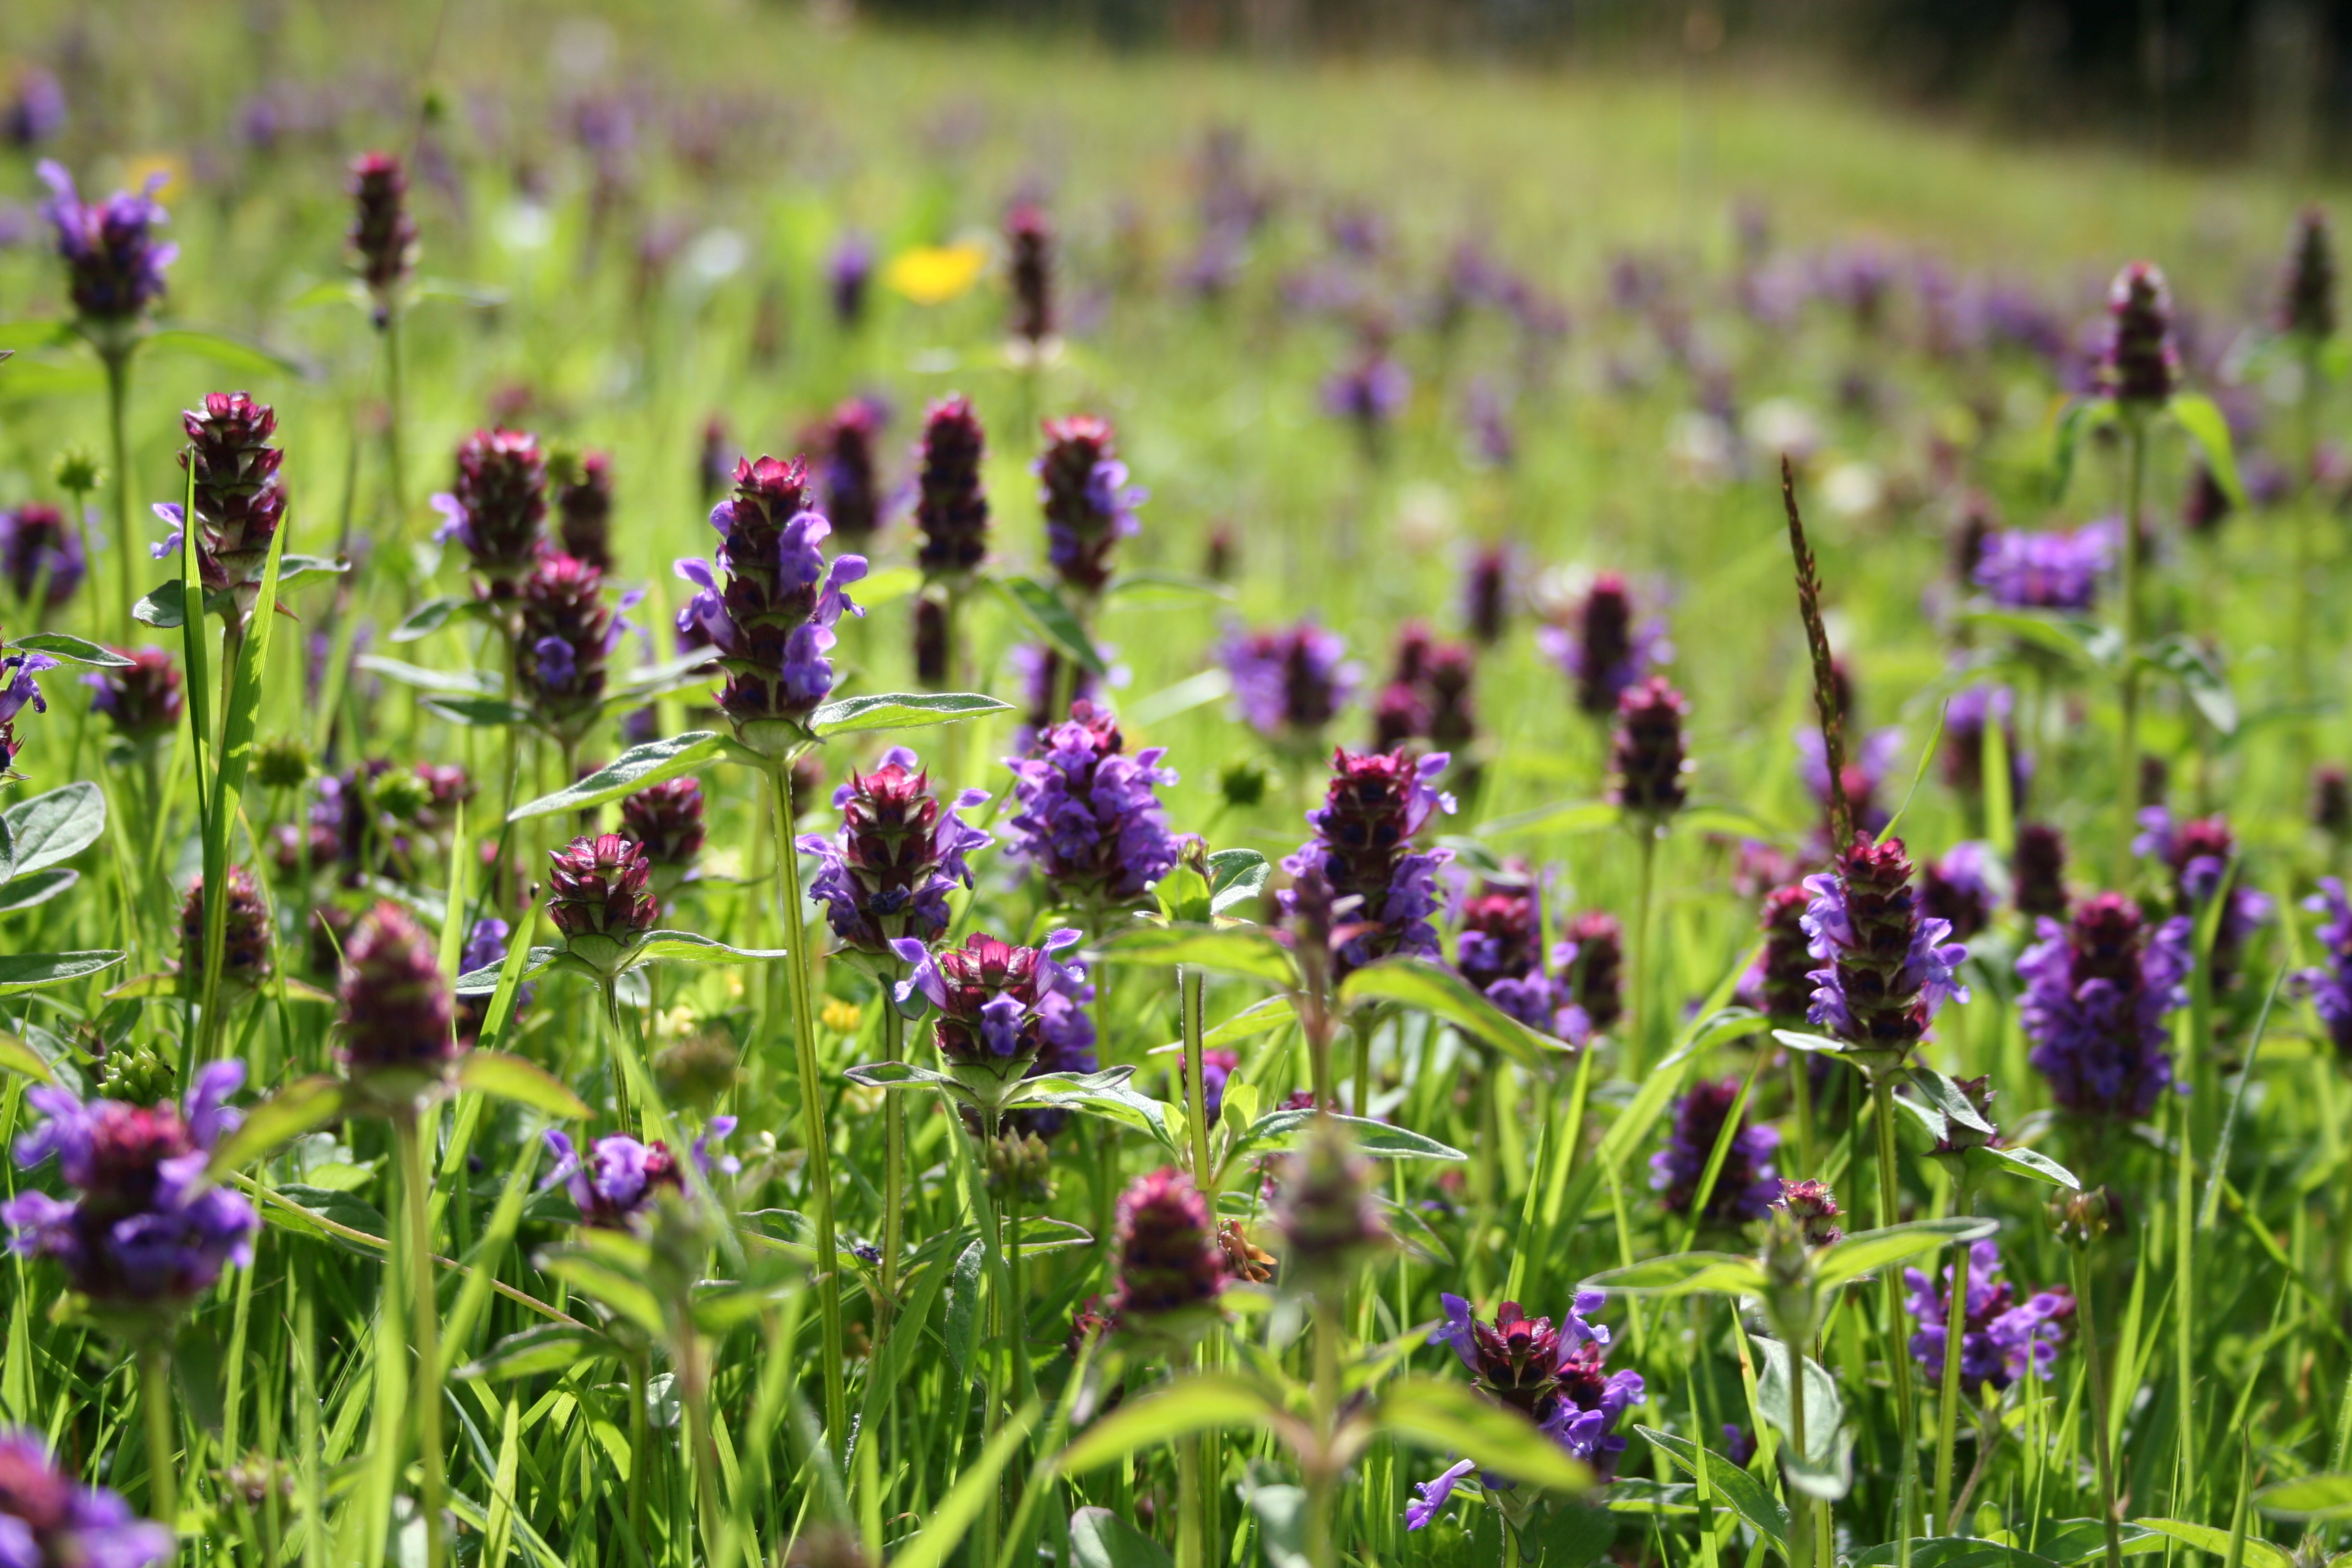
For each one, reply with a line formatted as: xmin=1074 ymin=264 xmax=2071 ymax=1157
xmin=2101 ymin=260 xmax=2178 ymax=406
xmin=516 ymin=553 xmax=624 ymax=740
xmin=152 ymin=392 xmax=288 ymax=625
xmin=85 ymin=647 xmax=180 ymax=745
xmin=913 ymin=395 xmax=990 ymax=580
xmin=1538 ymin=574 xmax=1669 ymax=717
xmin=347 ymin=150 xmax=417 ymax=319
xmin=891 ymin=930 xmax=1094 ymax=1076
xmin=2019 ymin=893 xmax=2191 ymax=1117
xmin=4 ymin=1060 xmax=257 ymax=1309
xmin=1002 ymin=701 xmax=1181 ymax=906
xmin=0 ymin=1430 xmax=174 ymax=1567
xmin=2277 ymin=206 xmax=2338 ymax=342
xmin=677 ymin=455 xmax=868 ymax=749
xmin=621 ymin=777 xmax=707 ymax=894
xmin=337 ymin=902 xmax=459 ymax=1092
xmin=548 ymin=834 xmax=659 ymax=973
xmin=2134 ymin=806 xmax=2271 ymax=992
xmin=0 ymin=504 xmax=84 ymax=607
xmin=1905 ymin=1241 xmax=2074 ymax=1396
xmin=1224 ymin=621 xmax=1357 ymax=745
xmin=1281 ymin=748 xmax=1454 ymax=977
xmin=816 ymin=398 xmax=883 ymax=551
xmin=434 ymin=428 xmax=549 ymax=595
xmin=1109 ymin=1167 xmax=1226 ymax=1323
xmin=2014 ymin=822 xmax=2070 ymax=920
xmin=542 ymin=1120 xmax=738 ymax=1232
xmin=37 ymin=161 xmax=175 ymax=328
xmin=802 ymin=748 xmax=988 ymax=953
xmin=1920 ymin=842 xmax=1995 ymax=943
xmin=1803 ymin=836 xmax=1969 ymax=1060
xmin=1772 ymin=1178 xmax=1845 ymax=1246
xmin=1036 ymin=414 xmax=1143 ymax=599
xmin=1006 ymin=202 xmax=1054 ymax=344
xmin=1972 ymin=523 xmax=2112 ymax=611
xmin=1611 ymin=676 xmax=1690 ymax=818
xmin=2299 ymin=878 xmax=2352 ymax=1056
xmin=180 ymin=867 xmax=273 ymax=1001
xmin=1744 ymin=885 xmax=1814 ymax=1021
xmin=1650 ymin=1078 xmax=1780 ymax=1225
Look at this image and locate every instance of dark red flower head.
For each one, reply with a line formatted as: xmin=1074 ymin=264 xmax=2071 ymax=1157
xmin=1109 ymin=1166 xmax=1226 ymax=1320
xmin=547 ymin=834 xmax=658 ymax=945
xmin=347 ymin=151 xmax=417 ymax=317
xmin=915 ymin=395 xmax=990 ymax=580
xmin=2100 ymin=261 xmax=2178 ymax=408
xmin=337 ymin=902 xmax=457 ymax=1087
xmin=442 ymin=428 xmax=549 ymax=593
xmin=1610 ymin=676 xmax=1690 ymax=818
xmin=1007 ymin=202 xmax=1054 ymax=345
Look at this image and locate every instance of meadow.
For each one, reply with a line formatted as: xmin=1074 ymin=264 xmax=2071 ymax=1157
xmin=0 ymin=4 xmax=2346 ymax=1566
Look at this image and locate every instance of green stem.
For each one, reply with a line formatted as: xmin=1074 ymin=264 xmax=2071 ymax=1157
xmin=1181 ymin=967 xmax=1214 ymax=1184
xmin=383 ymin=312 xmax=408 ymax=529
xmin=1932 ymin=1175 xmax=1976 ymax=1531
xmin=104 ymin=348 xmax=134 ymax=648
xmin=879 ymin=998 xmax=907 ymax=1342
xmin=626 ymin=1350 xmax=650 ymax=1550
xmin=770 ymin=758 xmax=848 ymax=1445
xmin=2072 ymin=1241 xmax=2124 ymax=1568
xmin=395 ymin=1112 xmax=447 ymax=1568
xmin=1306 ymin=1297 xmax=1342 ymax=1568
xmin=679 ymin=1326 xmax=725 ymax=1567
xmin=140 ymin=1339 xmax=176 ymax=1530
xmin=2114 ymin=414 xmax=2146 ymax=885
xmin=1788 ymin=1047 xmax=1817 ymax=1179
xmin=1350 ymin=1011 xmax=1373 ymax=1120
xmin=1871 ymin=1071 xmax=1919 ymax=1545
xmin=1630 ymin=826 xmax=1660 ymax=1075
xmin=602 ymin=981 xmax=636 ymax=1134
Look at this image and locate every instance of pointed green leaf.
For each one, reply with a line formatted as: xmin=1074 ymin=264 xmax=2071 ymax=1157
xmin=206 ymin=1076 xmax=348 ymax=1181
xmin=1058 ymin=1374 xmax=1279 ymax=1471
xmin=1972 ymin=1144 xmax=2081 ymax=1190
xmin=2134 ymin=1521 xmax=2291 ymax=1568
xmin=1207 ymin=848 xmax=1271 ymax=914
xmin=1340 ymin=955 xmax=1569 ymax=1068
xmin=1102 ymin=924 xmax=1298 ymax=986
xmin=1637 ymin=1426 xmax=1788 ymax=1550
xmin=1751 ymin=1335 xmax=1848 ymax=1496
xmin=843 ymin=1060 xmax=964 ymax=1092
xmin=0 ymin=950 xmax=122 ymax=996
xmin=0 ymin=1034 xmax=55 ymax=1082
xmin=389 ymin=596 xmax=478 ymax=643
xmin=9 ymin=633 xmax=132 ymax=668
xmin=1230 ymin=1108 xmax=1465 ymax=1163
xmin=2166 ymin=392 xmax=2247 ymax=509
xmin=3 ymin=783 xmax=105 ymax=877
xmin=132 ymin=580 xmax=187 ymax=629
xmin=2252 ymin=1473 xmax=2352 ymax=1521
xmin=1581 ymin=1252 xmax=1769 ymax=1298
xmin=457 ymin=1051 xmax=589 ymax=1118
xmin=1378 ymin=1376 xmax=1592 ymax=1493
xmin=1809 ymin=1218 xmax=1997 ymax=1290
xmin=806 ymin=691 xmax=1014 ymax=738
xmin=454 ymin=1323 xmax=612 ymax=1382
xmin=992 ymin=574 xmax=1107 ymax=674
xmin=454 ymin=947 xmax=559 ymax=996
xmin=508 ymin=732 xmax=728 ymax=821
xmin=632 ymin=931 xmax=791 ymax=965
xmin=1068 ymin=1505 xmax=1175 ymax=1568
xmin=1850 ymin=1541 xmax=2059 ymax=1568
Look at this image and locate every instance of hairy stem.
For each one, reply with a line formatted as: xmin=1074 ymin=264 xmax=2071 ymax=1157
xmin=1931 ymin=1176 xmax=1976 ymax=1529
xmin=1872 ymin=1071 xmax=1919 ymax=1544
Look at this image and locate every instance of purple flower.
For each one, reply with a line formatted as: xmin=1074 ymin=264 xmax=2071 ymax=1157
xmin=84 ymin=647 xmax=180 ymax=745
xmin=1418 ymin=1291 xmax=1644 ymax=1499
xmin=2015 ymin=822 xmax=2070 ymax=921
xmin=1741 ymin=885 xmax=1814 ymax=1022
xmin=36 ymin=161 xmax=176 ymax=328
xmin=1921 ymin=843 xmax=1995 ymax=943
xmin=456 ymin=917 xmax=532 ymax=1044
xmin=0 ymin=504 xmax=84 ymax=607
xmin=890 ymin=930 xmax=1094 ymax=1076
xmin=1007 ymin=202 xmax=1055 ymax=345
xmin=828 ymin=232 xmax=873 ymax=327
xmin=1109 ymin=1166 xmax=1226 ymax=1321
xmin=1002 ymin=701 xmax=1181 ymax=906
xmin=1554 ymin=911 xmax=1623 ymax=1040
xmin=1322 ymin=334 xmax=1411 ymax=442
xmin=2297 ymin=878 xmax=2352 ymax=1056
xmin=914 ymin=395 xmax=991 ymax=581
xmin=675 ymin=455 xmax=867 ymax=753
xmin=0 ymin=650 xmax=59 ymax=775
xmin=800 ymin=747 xmax=988 ymax=954
xmin=1280 ymin=748 xmax=1455 ymax=979
xmin=3 ymin=1060 xmax=258 ymax=1309
xmin=1536 ymin=573 xmax=1670 ymax=717
xmin=2101 ymin=261 xmax=2178 ymax=407
xmin=1650 ymin=1077 xmax=1780 ymax=1225
xmin=2019 ymin=892 xmax=2191 ymax=1118
xmin=348 ymin=151 xmax=417 ymax=322
xmin=1405 ymin=1460 xmax=1477 ymax=1531
xmin=1798 ymin=725 xmax=1900 ymax=840
xmin=548 ymin=834 xmax=659 ymax=974
xmin=1802 ymin=836 xmax=1970 ymax=1058
xmin=180 ymin=866 xmax=272 ymax=1001
xmin=1036 ymin=415 xmax=1144 ymax=600
xmin=433 ymin=428 xmax=549 ymax=595
xmin=1463 ymin=545 xmax=1510 ymax=646
xmin=1180 ymin=1049 xmax=1239 ymax=1126
xmin=1611 ymin=677 xmax=1691 ymax=819
xmin=0 ymin=1429 xmax=174 ymax=1568
xmin=1972 ymin=523 xmax=2112 ymax=612
xmin=1222 ymin=621 xmax=1358 ymax=745
xmin=1905 ymin=1241 xmax=2073 ymax=1396
xmin=540 ymin=1120 xmax=738 ymax=1232
xmin=1456 ymin=880 xmax=1551 ymax=1028
xmin=155 ymin=392 xmax=287 ymax=627
xmin=1942 ymin=686 xmax=2031 ymax=804
xmin=517 ymin=553 xmax=625 ymax=742
xmin=2134 ymin=806 xmax=2271 ymax=992
xmin=1772 ymin=1179 xmax=1844 ymax=1246
xmin=621 ymin=777 xmax=706 ymax=895
xmin=3 ymin=68 xmax=65 ymax=148
xmin=815 ymin=397 xmax=883 ymax=551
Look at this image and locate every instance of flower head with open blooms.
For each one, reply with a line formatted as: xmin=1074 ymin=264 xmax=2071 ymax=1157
xmin=1456 ymin=877 xmax=1551 ymax=1028
xmin=0 ymin=649 xmax=59 ymax=777
xmin=1537 ymin=574 xmax=1671 ymax=717
xmin=553 ymin=448 xmax=615 ymax=572
xmin=2100 ymin=261 xmax=2178 ymax=408
xmin=516 ymin=553 xmax=627 ymax=744
xmin=180 ymin=867 xmax=272 ymax=1003
xmin=676 ymin=455 xmax=868 ymax=754
xmin=1611 ymin=676 xmax=1691 ymax=819
xmin=890 ymin=930 xmax=1094 ymax=1084
xmin=434 ymin=428 xmax=549 ymax=596
xmin=1906 ymin=1241 xmax=2074 ymax=1397
xmin=548 ymin=834 xmax=659 ymax=976
xmin=1281 ymin=747 xmax=1454 ymax=979
xmin=150 ymin=392 xmax=287 ymax=627
xmin=2134 ymin=806 xmax=2272 ymax=992
xmin=1036 ymin=414 xmax=1143 ymax=599
xmin=1771 ymin=1178 xmax=1844 ymax=1246
xmin=1006 ymin=201 xmax=1054 ymax=345
xmin=913 ymin=395 xmax=990 ymax=581
xmin=802 ymin=747 xmax=988 ymax=956
xmin=816 ymin=398 xmax=883 ymax=551
xmin=1109 ymin=1166 xmax=1226 ymax=1329
xmin=1003 ymin=701 xmax=1181 ymax=906
xmin=0 ymin=504 xmax=84 ymax=608
xmin=84 ymin=647 xmax=180 ymax=747
xmin=1972 ymin=523 xmax=2112 ymax=612
xmin=336 ymin=901 xmax=458 ymax=1100
xmin=2019 ymin=892 xmax=2191 ymax=1118
xmin=36 ymin=161 xmax=176 ymax=330
xmin=2277 ymin=206 xmax=2337 ymax=343
xmin=0 ymin=1428 xmax=174 ymax=1567
xmin=1223 ymin=621 xmax=1358 ymax=747
xmin=1803 ymin=836 xmax=1970 ymax=1064
xmin=3 ymin=1059 xmax=257 ymax=1313
xmin=2298 ymin=879 xmax=2352 ymax=1057
xmin=1650 ymin=1077 xmax=1780 ymax=1225
xmin=541 ymin=1120 xmax=738 ymax=1232
xmin=347 ymin=151 xmax=417 ymax=324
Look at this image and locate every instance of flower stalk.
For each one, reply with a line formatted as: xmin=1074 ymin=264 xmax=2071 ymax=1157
xmin=393 ymin=1110 xmax=447 ymax=1568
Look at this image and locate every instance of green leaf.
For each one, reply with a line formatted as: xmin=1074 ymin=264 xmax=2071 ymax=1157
xmin=2253 ymin=1473 xmax=2352 ymax=1520
xmin=843 ymin=1061 xmax=964 ymax=1092
xmin=1339 ymin=955 xmax=1568 ymax=1068
xmin=145 ymin=326 xmax=308 ymax=379
xmin=0 ymin=1033 xmax=55 ymax=1082
xmin=1973 ymin=1144 xmax=2081 ymax=1190
xmin=1378 ymin=1377 xmax=1592 ymax=1493
xmin=1207 ymin=848 xmax=1271 ymax=914
xmin=263 ymin=1182 xmax=389 ymax=1255
xmin=4 ymin=783 xmax=105 ymax=877
xmin=2028 ymin=1521 xmax=2163 ymax=1564
xmin=1102 ymin=924 xmax=1297 ymax=986
xmin=2048 ymin=396 xmax=2116 ymax=503
xmin=205 ymin=1077 xmax=348 ymax=1181
xmin=1851 ymin=1541 xmax=2059 ymax=1568
xmin=1525 ymin=1504 xmax=1621 ymax=1568
xmin=9 ymin=633 xmax=131 ymax=667
xmin=1636 ymin=1426 xmax=1788 ymax=1551
xmin=2144 ymin=632 xmax=2238 ymax=735
xmin=132 ymin=580 xmax=187 ymax=630
xmin=1102 ymin=570 xmax=1234 ymax=606
xmin=943 ymin=1239 xmax=984 ymax=1380
xmin=992 ymin=574 xmax=1107 ymax=674
xmin=1068 ymin=1506 xmax=1175 ymax=1568
xmin=1012 ymin=1067 xmax=1181 ymax=1155
xmin=1750 ymin=1336 xmax=1849 ymax=1497
xmin=454 ymin=1323 xmax=612 ymax=1382
xmin=457 ymin=1051 xmax=589 ymax=1119
xmin=1058 ymin=1375 xmax=1279 ymax=1471
xmin=423 ymin=697 xmax=534 ymax=728
xmin=508 ymin=732 xmax=728 ymax=821
xmin=389 ymin=596 xmax=478 ymax=644
xmin=1809 ymin=1218 xmax=1997 ymax=1289
xmin=1229 ymin=1107 xmax=1465 ymax=1164
xmin=1908 ymin=1068 xmax=1998 ymax=1141
xmin=275 ymin=554 xmax=348 ymax=587
xmin=806 ymin=690 xmax=1013 ymax=737
xmin=632 ymin=931 xmax=791 ymax=966
xmin=0 ymin=950 xmax=122 ymax=996
xmin=891 ymin=1401 xmax=1041 ymax=1568
xmin=1957 ymin=609 xmax=2122 ymax=672
xmin=1581 ymin=1252 xmax=1769 ymax=1298
xmin=2134 ymin=1521 xmax=2293 ymax=1568
xmin=2166 ymin=392 xmax=2247 ymax=510
xmin=0 ymin=869 xmax=78 ymax=915
xmin=1478 ymin=799 xmax=1622 ymax=838
xmin=454 ymin=947 xmax=559 ymax=996
xmin=354 ymin=655 xmax=499 ymax=697
xmin=536 ymin=1252 xmax=665 ymax=1337
xmin=410 ymin=276 xmax=509 ymax=308
xmin=1770 ymin=1029 xmax=1846 ymax=1057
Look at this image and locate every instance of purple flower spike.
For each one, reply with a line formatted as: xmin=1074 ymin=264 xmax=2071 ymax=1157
xmin=1281 ymin=748 xmax=1455 ymax=981
xmin=0 ymin=649 xmax=59 ymax=776
xmin=1772 ymin=1179 xmax=1844 ymax=1246
xmin=1803 ymin=836 xmax=1970 ymax=1063
xmin=37 ymin=160 xmax=176 ymax=329
xmin=0 ymin=504 xmax=85 ymax=608
xmin=1942 ymin=686 xmax=2031 ymax=805
xmin=437 ymin=428 xmax=549 ymax=596
xmin=1222 ymin=621 xmax=1358 ymax=746
xmin=800 ymin=747 xmax=989 ymax=954
xmin=1555 ymin=911 xmax=1624 ymax=1040
xmin=336 ymin=902 xmax=459 ymax=1097
xmin=1007 ymin=202 xmax=1055 ymax=346
xmin=174 ymin=391 xmax=288 ymax=627
xmin=1422 ymin=1293 xmax=1642 ymax=1488
xmin=2134 ymin=806 xmax=2270 ymax=992
xmin=548 ymin=833 xmax=659 ymax=974
xmin=2100 ymin=261 xmax=2179 ymax=408
xmin=348 ymin=151 xmax=418 ymax=324
xmin=1002 ymin=701 xmax=1181 ymax=906
xmin=894 ymin=930 xmax=1094 ymax=1076
xmin=2020 ymin=892 xmax=2191 ymax=1118
xmin=4 ymin=1060 xmax=258 ymax=1311
xmin=1538 ymin=574 xmax=1671 ymax=718
xmin=2298 ymin=877 xmax=2352 ymax=1057
xmin=1972 ymin=523 xmax=2112 ymax=612
xmin=1610 ymin=676 xmax=1691 ymax=819
xmin=1456 ymin=879 xmax=1552 ymax=1029
xmin=1463 ymin=545 xmax=1510 ymax=646
xmin=85 ymin=647 xmax=181 ymax=746
xmin=541 ymin=1120 xmax=736 ymax=1232
xmin=2014 ymin=823 xmax=2070 ymax=921
xmin=3 ymin=67 xmax=66 ymax=148
xmin=1109 ymin=1166 xmax=1226 ymax=1321
xmin=1650 ymin=1077 xmax=1780 ymax=1225
xmin=914 ymin=395 xmax=991 ymax=581
xmin=1906 ymin=1241 xmax=2073 ymax=1396
xmin=516 ymin=553 xmax=623 ymax=743
xmin=0 ymin=1428 xmax=174 ymax=1567
xmin=816 ymin=398 xmax=883 ymax=552
xmin=1742 ymin=885 xmax=1814 ymax=1022
xmin=676 ymin=454 xmax=867 ymax=754
xmin=1921 ymin=843 xmax=1995 ymax=943
xmin=828 ymin=232 xmax=873 ymax=327
xmin=1036 ymin=415 xmax=1143 ymax=600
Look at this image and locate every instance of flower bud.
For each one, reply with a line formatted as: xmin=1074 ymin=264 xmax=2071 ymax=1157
xmin=2100 ymin=261 xmax=2178 ymax=408
xmin=1273 ymin=1114 xmax=1390 ymax=1292
xmin=86 ymin=647 xmax=180 ymax=746
xmin=167 ymin=393 xmax=287 ymax=626
xmin=816 ymin=399 xmax=883 ymax=553
xmin=1111 ymin=1167 xmax=1227 ymax=1324
xmin=914 ymin=395 xmax=990 ymax=581
xmin=547 ymin=834 xmax=658 ymax=975
xmin=1610 ymin=676 xmax=1690 ymax=819
xmin=347 ymin=151 xmax=418 ymax=322
xmin=913 ymin=595 xmax=950 ymax=688
xmin=517 ymin=553 xmax=619 ymax=742
xmin=0 ymin=503 xmax=84 ymax=608
xmin=436 ymin=429 xmax=549 ymax=595
xmin=253 ymin=735 xmax=313 ymax=791
xmin=1007 ymin=202 xmax=1054 ymax=346
xmin=181 ymin=867 xmax=272 ymax=1002
xmin=619 ymin=778 xmax=706 ymax=894
xmin=336 ymin=902 xmax=457 ymax=1098
xmin=2276 ymin=206 xmax=2336 ymax=344
xmin=2013 ymin=822 xmax=2069 ymax=921
xmin=1770 ymin=1177 xmax=1844 ymax=1247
